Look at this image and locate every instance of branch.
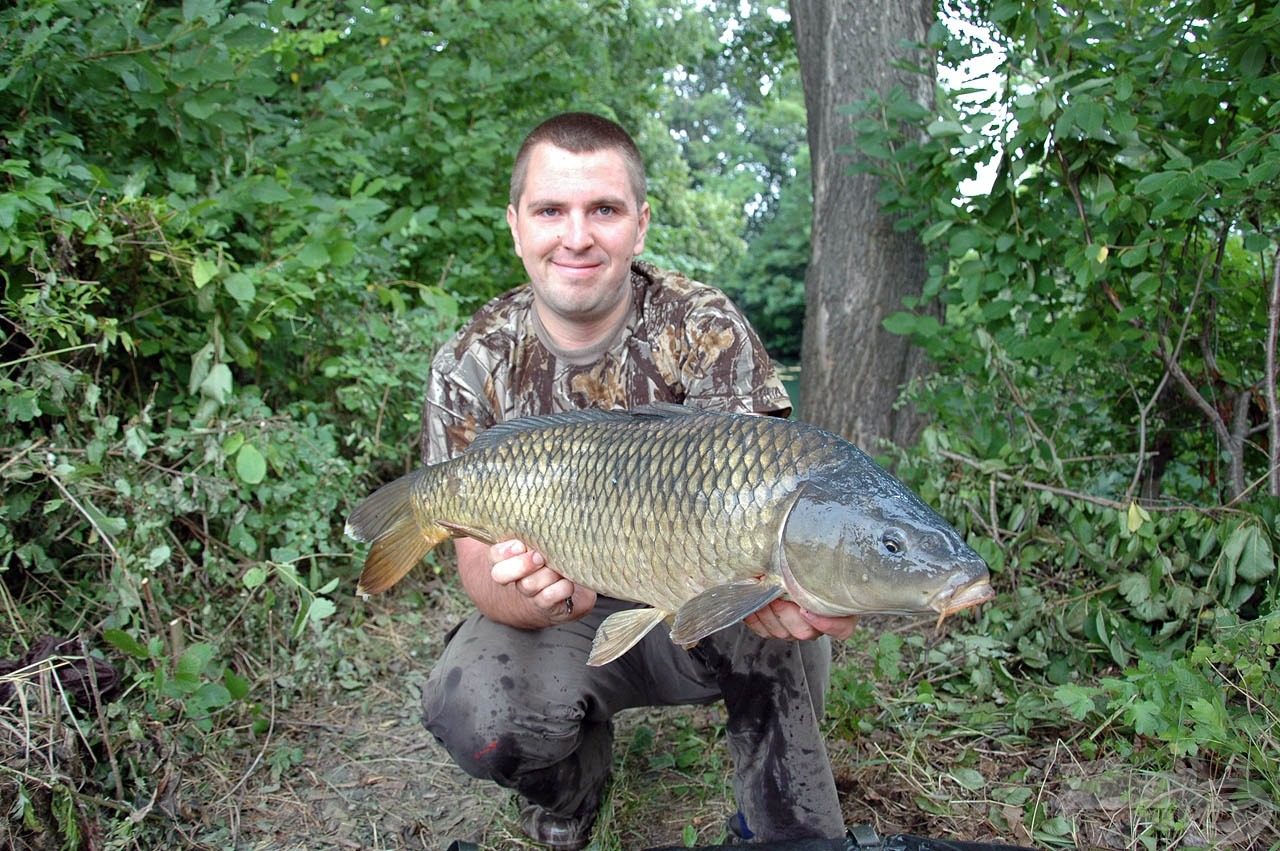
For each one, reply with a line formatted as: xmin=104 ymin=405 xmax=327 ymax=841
xmin=1155 ymin=343 xmax=1233 ymax=451
xmin=1124 ymin=368 xmax=1172 ymax=502
xmin=1052 ymin=142 xmax=1125 ymax=314
xmin=44 ymin=466 xmax=121 ymax=568
xmin=939 ymin=449 xmax=1129 ymax=511
xmin=939 ymin=449 xmax=1259 ymax=516
xmin=1268 ymin=247 xmax=1280 ymax=497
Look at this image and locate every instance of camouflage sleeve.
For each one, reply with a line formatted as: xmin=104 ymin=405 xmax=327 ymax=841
xmin=674 ymin=286 xmax=792 ymax=417
xmin=419 ymin=343 xmax=496 ymax=465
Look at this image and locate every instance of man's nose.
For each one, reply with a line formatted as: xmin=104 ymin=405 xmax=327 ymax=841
xmin=560 ymin=212 xmax=593 ymax=250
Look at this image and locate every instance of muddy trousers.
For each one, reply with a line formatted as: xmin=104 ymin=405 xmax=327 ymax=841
xmin=421 ymin=597 xmax=845 ymax=842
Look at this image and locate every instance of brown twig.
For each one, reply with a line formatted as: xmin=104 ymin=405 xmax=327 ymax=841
xmin=80 ymin=634 xmax=124 ymax=801
xmin=0 ymin=436 xmax=47 ymax=476
xmin=1266 ymin=247 xmax=1280 ymax=498
xmin=938 ymin=448 xmax=1244 ymax=515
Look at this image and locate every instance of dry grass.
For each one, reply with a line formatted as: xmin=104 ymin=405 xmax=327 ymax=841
xmin=2 ymin=644 xmax=124 ymax=851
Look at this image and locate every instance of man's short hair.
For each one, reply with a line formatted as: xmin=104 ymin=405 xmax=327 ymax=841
xmin=509 ymin=112 xmax=647 ymax=208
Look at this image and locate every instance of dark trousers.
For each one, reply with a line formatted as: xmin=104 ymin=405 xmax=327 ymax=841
xmin=422 ymin=596 xmax=845 ymax=842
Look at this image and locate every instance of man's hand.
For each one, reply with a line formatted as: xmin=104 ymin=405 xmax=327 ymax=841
xmin=742 ymin=599 xmax=858 ymax=642
xmin=488 ymin=539 xmax=596 ymax=623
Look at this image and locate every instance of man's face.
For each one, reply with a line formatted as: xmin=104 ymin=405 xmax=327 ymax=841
xmin=507 ymin=143 xmax=650 ymax=336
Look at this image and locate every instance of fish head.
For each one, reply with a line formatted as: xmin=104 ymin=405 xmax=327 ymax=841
xmin=778 ymin=474 xmax=993 ymax=619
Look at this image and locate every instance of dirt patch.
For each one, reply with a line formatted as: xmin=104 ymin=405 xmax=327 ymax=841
xmin=218 ymin=584 xmax=745 ymax=850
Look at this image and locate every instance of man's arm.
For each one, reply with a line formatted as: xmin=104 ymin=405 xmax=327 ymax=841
xmin=454 ymin=537 xmax=597 ymax=629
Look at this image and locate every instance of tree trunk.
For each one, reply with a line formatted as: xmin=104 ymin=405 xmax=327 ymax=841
xmin=790 ymin=0 xmax=935 ymax=453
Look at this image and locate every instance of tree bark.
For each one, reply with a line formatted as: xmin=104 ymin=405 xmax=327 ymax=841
xmin=790 ymin=0 xmax=935 ymax=452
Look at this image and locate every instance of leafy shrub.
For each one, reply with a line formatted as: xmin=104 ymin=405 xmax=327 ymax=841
xmin=830 ymin=0 xmax=1280 ymax=819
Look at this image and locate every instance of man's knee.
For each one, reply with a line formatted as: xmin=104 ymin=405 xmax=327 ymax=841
xmin=422 ymin=661 xmax=584 ymax=782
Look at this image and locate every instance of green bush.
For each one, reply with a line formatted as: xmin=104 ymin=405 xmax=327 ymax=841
xmin=0 ymin=1 xmax=727 ymax=844
xmin=835 ymin=0 xmax=1280 ymax=818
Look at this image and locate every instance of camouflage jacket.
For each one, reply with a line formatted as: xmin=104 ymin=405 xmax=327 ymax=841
xmin=420 ymin=260 xmax=791 ymax=464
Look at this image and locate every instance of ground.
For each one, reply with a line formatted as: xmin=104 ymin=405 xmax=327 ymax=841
xmin=3 ymin=570 xmax=1277 ymax=850
xmin=208 ymin=575 xmax=1276 ymax=851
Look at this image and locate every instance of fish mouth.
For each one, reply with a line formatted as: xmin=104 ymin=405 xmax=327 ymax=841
xmin=929 ymin=576 xmax=995 ymax=628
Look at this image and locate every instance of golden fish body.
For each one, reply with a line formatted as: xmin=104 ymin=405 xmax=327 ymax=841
xmin=346 ymin=405 xmax=993 ymax=665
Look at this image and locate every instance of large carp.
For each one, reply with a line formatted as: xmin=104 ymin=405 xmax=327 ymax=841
xmin=346 ymin=404 xmax=993 ymax=666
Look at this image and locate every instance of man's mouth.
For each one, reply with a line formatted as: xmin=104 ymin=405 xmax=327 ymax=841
xmin=552 ymin=260 xmax=602 ymax=277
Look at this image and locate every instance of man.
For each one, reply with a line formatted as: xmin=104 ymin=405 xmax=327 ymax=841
xmin=419 ymin=112 xmax=857 ymax=849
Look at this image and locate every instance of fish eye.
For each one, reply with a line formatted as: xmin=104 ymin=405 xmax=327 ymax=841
xmin=881 ymin=528 xmax=907 ymax=555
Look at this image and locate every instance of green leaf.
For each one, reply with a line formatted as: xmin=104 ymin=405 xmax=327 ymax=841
xmin=235 ymin=444 xmax=267 ymax=484
xmin=1200 ymin=160 xmax=1241 ymax=182
xmin=1134 ymin=171 xmax=1183 ymax=195
xmin=1054 ymin=683 xmax=1099 ymax=719
xmin=145 ymin=545 xmax=171 ymax=570
xmin=250 ymin=179 xmax=293 ymax=204
xmin=192 ymin=256 xmax=219 ymax=289
xmin=182 ymin=0 xmax=219 ymax=23
xmin=193 ymin=681 xmax=232 ymax=711
xmin=221 ymin=432 xmax=245 ymax=455
xmin=291 ymin=599 xmax=311 ymax=639
xmin=1129 ymin=700 xmax=1164 ymax=737
xmin=883 ymin=311 xmax=922 ymax=335
xmin=81 ymin=499 xmax=128 ymax=537
xmin=328 ymin=239 xmax=357 ymax=266
xmin=1118 ymin=572 xmax=1156 ymax=610
xmin=920 ymin=220 xmax=953 ymax=243
xmin=950 ymin=768 xmax=987 ymax=792
xmin=102 ymin=629 xmax=150 ymax=660
xmin=198 ymin=363 xmax=233 ymax=403
xmin=124 ymin=426 xmax=149 ymax=459
xmin=176 ymin=643 xmax=214 ymax=681
xmin=242 ymin=565 xmax=268 ymax=589
xmin=883 ymin=312 xmax=940 ymax=338
xmin=224 ymin=670 xmax=250 ymax=701
xmin=223 ymin=272 xmax=256 ymax=304
xmin=309 ymin=597 xmax=337 ymax=624
xmin=297 ymin=241 xmax=330 ymax=268
xmin=1243 ymin=233 xmax=1272 ymax=253
xmin=1223 ymin=523 xmax=1275 ymax=583
xmin=1187 ymin=697 xmax=1228 ymax=740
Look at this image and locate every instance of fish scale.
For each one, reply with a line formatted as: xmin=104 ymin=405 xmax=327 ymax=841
xmin=347 ymin=404 xmax=994 ymax=666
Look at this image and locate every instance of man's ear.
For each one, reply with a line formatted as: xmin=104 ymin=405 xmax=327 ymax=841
xmin=633 ymin=202 xmax=650 ymax=255
xmin=507 ymin=204 xmax=523 ymax=257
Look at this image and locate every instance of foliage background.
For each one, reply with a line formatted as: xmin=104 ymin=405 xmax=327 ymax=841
xmin=849 ymin=0 xmax=1280 ymax=845
xmin=2 ymin=0 xmax=1278 ymax=848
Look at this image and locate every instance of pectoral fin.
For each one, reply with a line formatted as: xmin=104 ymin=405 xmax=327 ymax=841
xmin=669 ymin=580 xmax=786 ymax=645
xmin=438 ymin=520 xmax=496 ymax=545
xmin=587 ymin=608 xmax=670 ymax=666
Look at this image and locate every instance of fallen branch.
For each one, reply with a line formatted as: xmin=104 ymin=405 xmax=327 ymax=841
xmin=1267 ymin=247 xmax=1280 ymax=498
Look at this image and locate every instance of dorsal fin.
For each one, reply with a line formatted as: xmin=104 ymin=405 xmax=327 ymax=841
xmin=467 ymin=404 xmax=706 ymax=453
xmin=629 ymin=402 xmax=702 ymax=418
xmin=468 ymin=408 xmax=623 ymax=452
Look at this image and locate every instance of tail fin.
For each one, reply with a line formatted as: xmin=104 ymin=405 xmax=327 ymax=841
xmin=346 ymin=471 xmax=451 ymax=596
